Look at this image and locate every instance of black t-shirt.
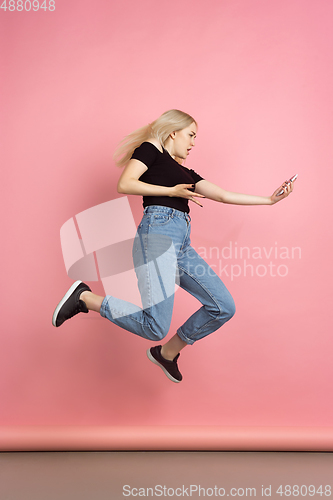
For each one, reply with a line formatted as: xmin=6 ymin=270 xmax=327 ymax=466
xmin=130 ymin=141 xmax=204 ymax=213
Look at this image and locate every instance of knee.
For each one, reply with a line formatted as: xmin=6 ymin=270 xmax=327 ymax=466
xmin=224 ymin=296 xmax=236 ymax=321
xmin=216 ymin=294 xmax=236 ymax=323
xmin=150 ymin=329 xmax=168 ymax=342
xmin=146 ymin=319 xmax=169 ymax=342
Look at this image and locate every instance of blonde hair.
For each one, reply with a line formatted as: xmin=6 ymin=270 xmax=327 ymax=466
xmin=113 ymin=109 xmax=197 ymax=167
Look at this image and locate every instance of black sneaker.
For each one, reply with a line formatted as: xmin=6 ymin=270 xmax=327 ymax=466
xmin=146 ymin=345 xmax=183 ymax=383
xmin=52 ymin=281 xmax=91 ymax=327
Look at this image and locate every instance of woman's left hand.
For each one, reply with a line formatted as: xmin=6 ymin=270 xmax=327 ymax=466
xmin=270 ymin=179 xmax=295 ymax=204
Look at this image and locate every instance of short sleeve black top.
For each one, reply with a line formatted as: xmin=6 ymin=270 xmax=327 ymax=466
xmin=130 ymin=141 xmax=204 ymax=213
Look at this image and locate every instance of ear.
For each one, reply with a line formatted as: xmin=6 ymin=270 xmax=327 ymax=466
xmin=170 ymin=131 xmax=176 ymax=139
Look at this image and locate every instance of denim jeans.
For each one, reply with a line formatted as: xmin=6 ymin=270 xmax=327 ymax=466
xmin=100 ymin=205 xmax=235 ymax=344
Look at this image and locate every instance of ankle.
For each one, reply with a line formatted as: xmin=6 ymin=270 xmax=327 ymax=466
xmin=80 ymin=291 xmax=104 ymax=313
xmin=79 ymin=291 xmax=91 ymax=304
xmin=160 ymin=346 xmax=176 ymax=361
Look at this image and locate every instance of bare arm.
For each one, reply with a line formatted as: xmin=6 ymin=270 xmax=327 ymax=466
xmin=194 ymin=179 xmax=294 ymax=206
xmin=117 ymin=158 xmax=171 ymax=197
xmin=117 ymin=159 xmax=205 ymax=205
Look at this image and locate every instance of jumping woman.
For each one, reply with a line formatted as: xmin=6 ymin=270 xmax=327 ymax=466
xmin=52 ymin=109 xmax=295 ymax=383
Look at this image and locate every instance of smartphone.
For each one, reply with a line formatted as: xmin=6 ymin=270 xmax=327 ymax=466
xmin=276 ymin=174 xmax=298 ymax=196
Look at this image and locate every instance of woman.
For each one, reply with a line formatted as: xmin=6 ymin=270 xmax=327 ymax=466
xmin=52 ymin=109 xmax=295 ymax=383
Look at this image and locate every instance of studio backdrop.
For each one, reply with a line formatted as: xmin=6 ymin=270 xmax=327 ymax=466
xmin=1 ymin=0 xmax=333 ymax=450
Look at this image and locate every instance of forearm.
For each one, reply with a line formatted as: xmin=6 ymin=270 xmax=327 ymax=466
xmin=221 ymin=190 xmax=273 ymax=206
xmin=117 ymin=178 xmax=172 ymax=197
xmin=195 ymin=180 xmax=274 ymax=206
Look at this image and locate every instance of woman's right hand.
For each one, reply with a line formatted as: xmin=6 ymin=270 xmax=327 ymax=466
xmin=169 ymin=184 xmax=205 ymax=207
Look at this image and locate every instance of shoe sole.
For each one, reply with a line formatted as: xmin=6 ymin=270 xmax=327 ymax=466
xmin=146 ymin=348 xmax=181 ymax=383
xmin=52 ymin=280 xmax=83 ymax=327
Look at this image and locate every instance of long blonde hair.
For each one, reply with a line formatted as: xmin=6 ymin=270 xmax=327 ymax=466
xmin=113 ymin=109 xmax=197 ymax=167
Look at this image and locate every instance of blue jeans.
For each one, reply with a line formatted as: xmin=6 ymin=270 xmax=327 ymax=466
xmin=100 ymin=205 xmax=235 ymax=344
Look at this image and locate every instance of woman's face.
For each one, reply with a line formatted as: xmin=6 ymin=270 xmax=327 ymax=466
xmin=170 ymin=122 xmax=197 ymax=160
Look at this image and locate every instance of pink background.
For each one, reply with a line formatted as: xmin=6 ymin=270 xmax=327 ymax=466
xmin=1 ymin=0 xmax=333 ymax=446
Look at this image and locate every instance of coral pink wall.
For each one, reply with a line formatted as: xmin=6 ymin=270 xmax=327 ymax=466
xmin=1 ymin=0 xmax=333 ymax=443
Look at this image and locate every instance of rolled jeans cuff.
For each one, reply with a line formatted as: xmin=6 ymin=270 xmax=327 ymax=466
xmin=100 ymin=297 xmax=109 ymax=319
xmin=177 ymin=327 xmax=195 ymax=345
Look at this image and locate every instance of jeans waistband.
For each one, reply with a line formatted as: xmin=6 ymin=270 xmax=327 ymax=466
xmin=144 ymin=205 xmax=191 ymax=222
